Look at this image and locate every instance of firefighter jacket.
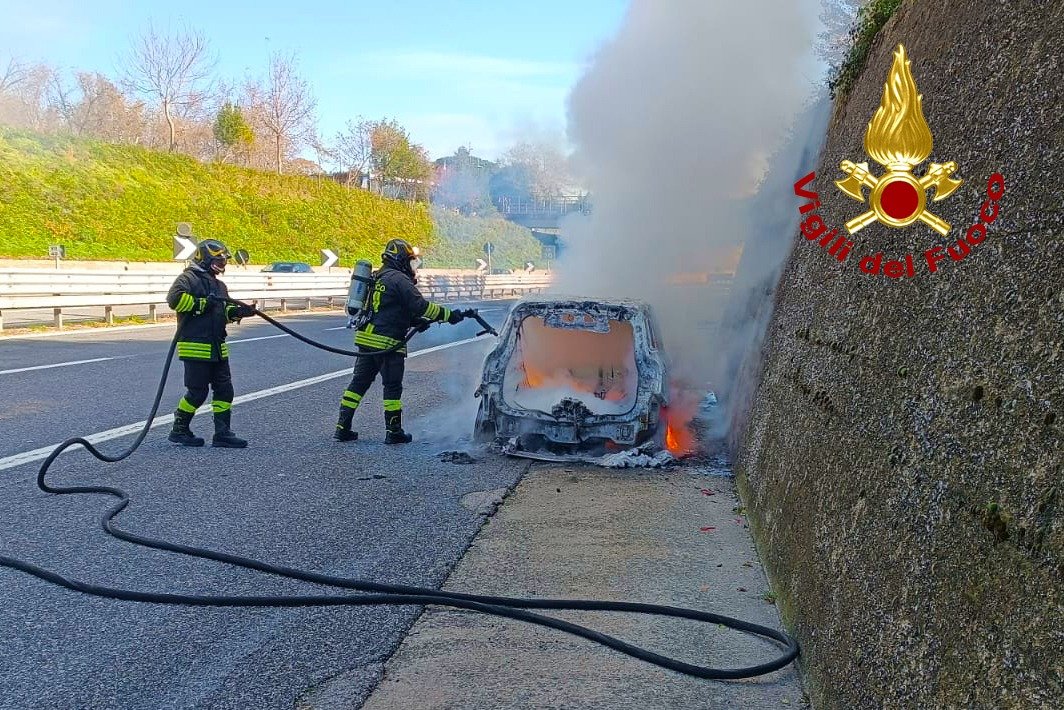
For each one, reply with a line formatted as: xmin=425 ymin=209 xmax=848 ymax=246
xmin=355 ymin=266 xmax=452 ymax=355
xmin=167 ymin=266 xmax=242 ymax=361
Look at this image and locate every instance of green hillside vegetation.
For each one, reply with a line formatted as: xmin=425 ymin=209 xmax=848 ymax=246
xmin=428 ymin=206 xmax=542 ymax=271
xmin=0 ymin=128 xmax=541 ymax=268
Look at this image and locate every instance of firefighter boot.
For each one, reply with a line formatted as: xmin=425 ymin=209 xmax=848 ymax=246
xmin=168 ymin=409 xmax=205 ymax=447
xmin=211 ymin=409 xmax=248 ymax=448
xmin=334 ymin=405 xmax=359 ymax=442
xmin=384 ymin=409 xmax=413 ymax=444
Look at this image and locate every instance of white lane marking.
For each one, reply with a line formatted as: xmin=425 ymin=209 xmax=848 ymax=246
xmin=228 ymin=334 xmax=290 ymax=344
xmin=0 ymin=310 xmax=346 ymax=341
xmin=0 ymin=332 xmax=307 ymax=371
xmin=408 ymin=337 xmax=483 ymax=357
xmin=0 ymin=323 xmax=177 ymax=340
xmin=0 ymin=336 xmax=485 ymax=472
xmin=324 ymin=325 xmax=352 ymax=331
xmin=0 ymin=356 xmax=130 ymax=376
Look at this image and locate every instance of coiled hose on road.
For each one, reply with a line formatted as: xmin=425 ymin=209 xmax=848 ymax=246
xmin=0 ymin=303 xmax=799 ymax=681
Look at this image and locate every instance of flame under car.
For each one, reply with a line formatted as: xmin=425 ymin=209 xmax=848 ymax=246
xmin=473 ymin=298 xmax=668 ymax=458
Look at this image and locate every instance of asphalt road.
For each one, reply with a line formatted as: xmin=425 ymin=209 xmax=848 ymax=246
xmin=0 ymin=303 xmax=527 ymax=710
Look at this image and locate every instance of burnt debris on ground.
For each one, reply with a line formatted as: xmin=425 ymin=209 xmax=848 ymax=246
xmin=437 ymin=451 xmax=478 ymax=465
xmin=500 ymin=437 xmax=678 ymax=468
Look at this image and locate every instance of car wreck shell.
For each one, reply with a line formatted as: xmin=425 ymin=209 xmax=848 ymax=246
xmin=473 ymin=297 xmax=669 ymax=459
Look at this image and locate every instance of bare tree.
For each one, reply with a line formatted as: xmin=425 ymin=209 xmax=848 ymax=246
xmin=334 ymin=117 xmax=373 ymax=186
xmin=120 ymin=23 xmax=214 ymax=152
xmin=0 ymin=59 xmax=55 ymax=130
xmin=0 ymin=56 xmax=28 ymax=94
xmin=46 ymin=70 xmax=147 ymax=142
xmin=84 ymin=74 xmax=147 ymax=143
xmin=501 ymin=139 xmax=577 ymax=200
xmin=237 ymin=79 xmax=268 ymax=168
xmin=308 ymin=132 xmax=336 ymax=174
xmin=46 ymin=71 xmax=79 ymax=130
xmin=258 ymin=52 xmax=316 ymax=174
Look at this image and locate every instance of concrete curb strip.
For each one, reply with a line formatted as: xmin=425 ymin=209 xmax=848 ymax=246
xmin=356 ymin=464 xmax=806 ymax=710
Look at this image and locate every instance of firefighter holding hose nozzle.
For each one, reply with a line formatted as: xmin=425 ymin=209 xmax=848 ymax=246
xmin=334 ymin=239 xmax=465 ymax=443
xmin=166 ymin=239 xmax=256 ymax=448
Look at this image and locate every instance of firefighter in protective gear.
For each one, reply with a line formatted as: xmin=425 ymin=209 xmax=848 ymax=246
xmin=334 ymin=239 xmax=465 ymax=444
xmin=166 ymin=238 xmax=256 ymax=448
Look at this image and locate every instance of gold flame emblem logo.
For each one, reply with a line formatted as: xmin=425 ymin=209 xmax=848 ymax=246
xmin=835 ymin=44 xmax=962 ymax=236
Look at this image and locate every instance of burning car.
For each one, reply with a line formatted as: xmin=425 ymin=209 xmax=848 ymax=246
xmin=473 ymin=297 xmax=671 ymax=460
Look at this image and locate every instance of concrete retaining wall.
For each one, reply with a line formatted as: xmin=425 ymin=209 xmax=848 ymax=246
xmin=732 ymin=1 xmax=1063 ymax=707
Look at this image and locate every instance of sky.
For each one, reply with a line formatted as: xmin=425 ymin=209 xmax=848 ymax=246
xmin=0 ymin=0 xmax=629 ymax=160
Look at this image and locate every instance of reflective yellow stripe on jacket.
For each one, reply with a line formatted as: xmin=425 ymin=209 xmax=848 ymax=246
xmin=422 ymin=302 xmax=451 ymax=322
xmin=356 ymin=324 xmax=402 ymax=347
xmin=176 ymin=341 xmax=230 ymax=360
xmin=174 ymin=293 xmax=196 ymax=313
xmin=355 ymin=323 xmax=405 ymax=354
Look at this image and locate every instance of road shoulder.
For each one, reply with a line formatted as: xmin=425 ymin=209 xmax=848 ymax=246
xmin=358 ymin=463 xmax=806 ymax=710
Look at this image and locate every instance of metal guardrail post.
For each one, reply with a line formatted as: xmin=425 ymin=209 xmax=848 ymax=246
xmin=53 ymin=307 xmax=63 ymax=329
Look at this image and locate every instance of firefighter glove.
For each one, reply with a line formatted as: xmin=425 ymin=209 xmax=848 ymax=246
xmin=447 ymin=310 xmax=465 ymax=325
xmin=235 ymin=302 xmax=256 ymax=318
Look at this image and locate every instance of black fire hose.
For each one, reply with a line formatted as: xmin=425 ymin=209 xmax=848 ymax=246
xmin=0 ymin=306 xmax=799 ymax=682
xmin=242 ymin=301 xmax=497 ymax=357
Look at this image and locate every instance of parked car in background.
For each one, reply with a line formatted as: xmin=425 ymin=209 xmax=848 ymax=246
xmin=261 ymin=262 xmax=313 ymax=273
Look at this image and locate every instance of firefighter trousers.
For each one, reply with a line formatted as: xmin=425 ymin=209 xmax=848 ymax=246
xmin=176 ymin=359 xmax=234 ymax=414
xmin=340 ymin=350 xmax=405 ymax=413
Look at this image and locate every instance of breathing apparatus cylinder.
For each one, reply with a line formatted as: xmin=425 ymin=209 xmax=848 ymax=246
xmin=346 ymin=260 xmax=374 ymax=317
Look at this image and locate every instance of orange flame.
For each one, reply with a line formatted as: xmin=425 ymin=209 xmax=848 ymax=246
xmin=522 ymin=363 xmax=625 ymax=399
xmin=865 ymin=44 xmax=933 ymax=168
xmin=663 ymin=408 xmax=697 ymax=456
xmin=665 ymin=423 xmax=680 ymax=452
xmin=524 ymin=366 xmax=545 ymax=388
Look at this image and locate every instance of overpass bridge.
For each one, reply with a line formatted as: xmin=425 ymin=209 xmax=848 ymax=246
xmin=495 ymin=195 xmax=591 ymax=230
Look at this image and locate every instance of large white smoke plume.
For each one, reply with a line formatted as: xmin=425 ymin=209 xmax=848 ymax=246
xmin=556 ymin=0 xmax=829 ymax=404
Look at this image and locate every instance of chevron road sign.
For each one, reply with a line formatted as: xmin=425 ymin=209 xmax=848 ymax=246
xmin=173 ymin=223 xmax=196 ymax=261
xmin=173 ymin=236 xmax=196 ymax=261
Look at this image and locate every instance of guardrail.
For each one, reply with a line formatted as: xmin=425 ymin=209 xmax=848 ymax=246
xmin=0 ymin=269 xmax=553 ymax=331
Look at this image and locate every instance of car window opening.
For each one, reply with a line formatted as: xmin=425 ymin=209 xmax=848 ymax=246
xmin=503 ymin=316 xmax=638 ymax=416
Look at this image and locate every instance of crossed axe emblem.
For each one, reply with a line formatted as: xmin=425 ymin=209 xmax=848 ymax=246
xmin=835 ymin=160 xmax=962 ymax=236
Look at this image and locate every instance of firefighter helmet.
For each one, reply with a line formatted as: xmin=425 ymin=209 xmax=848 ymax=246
xmin=192 ymin=239 xmax=231 ymax=274
xmin=382 ymin=238 xmax=416 ymax=272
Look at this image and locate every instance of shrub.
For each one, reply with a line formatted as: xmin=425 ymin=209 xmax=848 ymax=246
xmin=829 ymin=0 xmax=906 ymax=99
